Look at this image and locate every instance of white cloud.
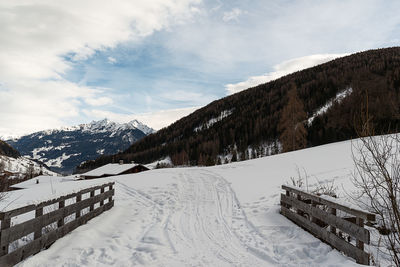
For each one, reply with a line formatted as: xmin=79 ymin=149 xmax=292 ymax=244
xmin=225 ymin=54 xmax=348 ymax=95
xmin=107 ymin=57 xmax=117 ymax=64
xmin=160 ymin=90 xmax=203 ymax=102
xmin=84 ymin=96 xmax=114 ymax=106
xmin=222 ymin=8 xmax=242 ymax=22
xmin=164 ymin=1 xmax=400 ymax=76
xmin=0 ymin=0 xmax=201 ymax=136
xmin=83 ymin=106 xmax=200 ymax=130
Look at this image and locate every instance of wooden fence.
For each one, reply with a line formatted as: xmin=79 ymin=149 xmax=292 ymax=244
xmin=0 ymin=182 xmax=115 ymax=266
xmin=280 ymin=185 xmax=375 ymax=265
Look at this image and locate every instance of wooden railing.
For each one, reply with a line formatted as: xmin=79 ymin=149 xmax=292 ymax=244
xmin=280 ymin=185 xmax=375 ymax=265
xmin=0 ymin=182 xmax=115 ymax=266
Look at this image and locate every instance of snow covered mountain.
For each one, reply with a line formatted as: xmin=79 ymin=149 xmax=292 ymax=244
xmin=79 ymin=47 xmax=400 ymax=170
xmin=0 ymin=154 xmax=57 ymax=177
xmin=6 ymin=119 xmax=154 ymax=174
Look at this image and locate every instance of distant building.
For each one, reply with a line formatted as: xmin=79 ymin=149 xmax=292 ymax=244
xmin=10 ymin=175 xmax=74 ymax=190
xmin=81 ymin=161 xmax=149 ymax=179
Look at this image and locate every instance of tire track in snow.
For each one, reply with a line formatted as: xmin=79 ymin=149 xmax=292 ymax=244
xmin=162 ymin=169 xmax=277 ymax=266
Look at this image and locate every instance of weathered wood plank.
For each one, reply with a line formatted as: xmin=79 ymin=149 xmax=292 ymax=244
xmin=281 ymin=194 xmax=370 ymax=244
xmin=330 ymin=207 xmax=337 ymax=234
xmin=2 ymin=182 xmax=114 ymax=218
xmin=0 ymin=217 xmax=10 ymax=257
xmin=2 ymin=205 xmax=36 ymax=219
xmin=79 ymin=182 xmax=114 ymax=195
xmin=58 ymin=200 xmax=65 ymax=228
xmin=356 ymin=217 xmax=364 ymax=251
xmin=281 ymin=206 xmax=369 ymax=265
xmin=76 ymin=193 xmax=82 ymax=219
xmin=282 ymin=185 xmax=375 ymax=221
xmin=100 ymin=187 xmax=105 ymax=206
xmin=34 ymin=207 xmax=43 ymax=240
xmin=108 ymin=184 xmax=113 ymax=203
xmin=90 ymin=191 xmax=95 ymax=212
xmin=1 ymin=189 xmax=114 ymax=245
xmin=0 ymin=201 xmax=114 ymax=267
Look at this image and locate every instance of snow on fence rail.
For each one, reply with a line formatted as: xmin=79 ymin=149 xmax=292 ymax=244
xmin=280 ymin=185 xmax=375 ymax=265
xmin=0 ymin=182 xmax=115 ymax=267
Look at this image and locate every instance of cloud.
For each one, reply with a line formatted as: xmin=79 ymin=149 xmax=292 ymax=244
xmin=222 ymin=8 xmax=243 ymax=22
xmin=159 ymin=90 xmax=204 ymax=102
xmin=107 ymin=57 xmax=117 ymax=64
xmin=163 ymin=1 xmax=400 ymax=76
xmin=225 ymin=54 xmax=348 ymax=95
xmin=83 ymin=106 xmax=200 ymax=130
xmin=2 ymin=0 xmax=400 ymax=137
xmin=84 ymin=96 xmax=114 ymax=106
xmin=0 ymin=0 xmax=201 ymax=137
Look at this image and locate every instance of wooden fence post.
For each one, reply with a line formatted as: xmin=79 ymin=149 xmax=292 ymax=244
xmin=297 ymin=194 xmax=304 ymax=216
xmin=311 ymin=202 xmax=317 ymax=223
xmin=109 ymin=184 xmax=113 ymax=203
xmin=76 ymin=193 xmax=81 ymax=219
xmin=285 ymin=190 xmax=291 ymax=209
xmin=0 ymin=215 xmax=10 ymax=256
xmin=330 ymin=208 xmax=336 ymax=234
xmin=100 ymin=187 xmax=105 ymax=206
xmin=90 ymin=191 xmax=95 ymax=211
xmin=34 ymin=207 xmax=43 ymax=239
xmin=58 ymin=200 xmax=65 ymax=228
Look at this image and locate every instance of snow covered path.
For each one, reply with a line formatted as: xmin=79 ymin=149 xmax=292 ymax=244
xmin=17 ymin=162 xmax=359 ymax=266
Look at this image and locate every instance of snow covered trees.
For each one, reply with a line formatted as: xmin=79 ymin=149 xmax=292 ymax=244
xmin=278 ymin=86 xmax=307 ymax=152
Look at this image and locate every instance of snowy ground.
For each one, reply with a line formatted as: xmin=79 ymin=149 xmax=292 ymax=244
xmin=3 ymin=139 xmax=381 ymax=266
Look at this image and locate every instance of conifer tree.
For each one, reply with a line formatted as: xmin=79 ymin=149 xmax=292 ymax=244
xmin=278 ymin=86 xmax=307 ymax=152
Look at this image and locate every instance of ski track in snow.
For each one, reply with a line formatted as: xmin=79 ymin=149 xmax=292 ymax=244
xmin=18 ymin=168 xmax=352 ymax=267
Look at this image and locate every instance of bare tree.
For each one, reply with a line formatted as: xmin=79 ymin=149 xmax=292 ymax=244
xmin=351 ymin=96 xmax=400 ymax=265
xmin=352 ymin=133 xmax=400 ymax=265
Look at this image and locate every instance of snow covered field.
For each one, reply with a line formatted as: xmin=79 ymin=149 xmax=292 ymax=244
xmin=4 ymin=139 xmax=379 ymax=266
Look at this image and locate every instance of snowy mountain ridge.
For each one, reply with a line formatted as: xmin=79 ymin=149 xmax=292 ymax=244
xmin=35 ymin=119 xmax=154 ymax=138
xmin=6 ymin=119 xmax=154 ymax=174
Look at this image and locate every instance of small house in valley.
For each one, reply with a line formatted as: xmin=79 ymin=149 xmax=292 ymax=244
xmin=81 ymin=161 xmax=149 ymax=179
xmin=10 ymin=175 xmax=75 ymax=190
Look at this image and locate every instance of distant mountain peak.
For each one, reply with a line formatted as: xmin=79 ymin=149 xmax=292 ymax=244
xmin=127 ymin=119 xmax=155 ymax=135
xmin=6 ymin=118 xmax=154 ymax=174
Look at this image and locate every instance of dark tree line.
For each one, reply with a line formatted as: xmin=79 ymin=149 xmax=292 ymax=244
xmin=76 ymin=47 xmax=400 ymax=172
xmin=0 ymin=140 xmax=20 ymax=158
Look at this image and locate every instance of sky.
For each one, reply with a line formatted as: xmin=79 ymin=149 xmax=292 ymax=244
xmin=0 ymin=0 xmax=400 ymax=137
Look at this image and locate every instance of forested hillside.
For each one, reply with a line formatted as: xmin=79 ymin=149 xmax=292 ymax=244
xmin=77 ymin=47 xmax=400 ymax=172
xmin=0 ymin=140 xmax=20 ymax=158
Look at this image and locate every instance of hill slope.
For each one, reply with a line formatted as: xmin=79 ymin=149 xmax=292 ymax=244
xmin=0 ymin=140 xmax=20 ymax=158
xmin=77 ymin=47 xmax=400 ymax=172
xmin=7 ymin=119 xmax=154 ymax=174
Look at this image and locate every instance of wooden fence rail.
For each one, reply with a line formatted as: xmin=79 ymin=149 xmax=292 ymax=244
xmin=280 ymin=185 xmax=375 ymax=265
xmin=0 ymin=182 xmax=115 ymax=266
